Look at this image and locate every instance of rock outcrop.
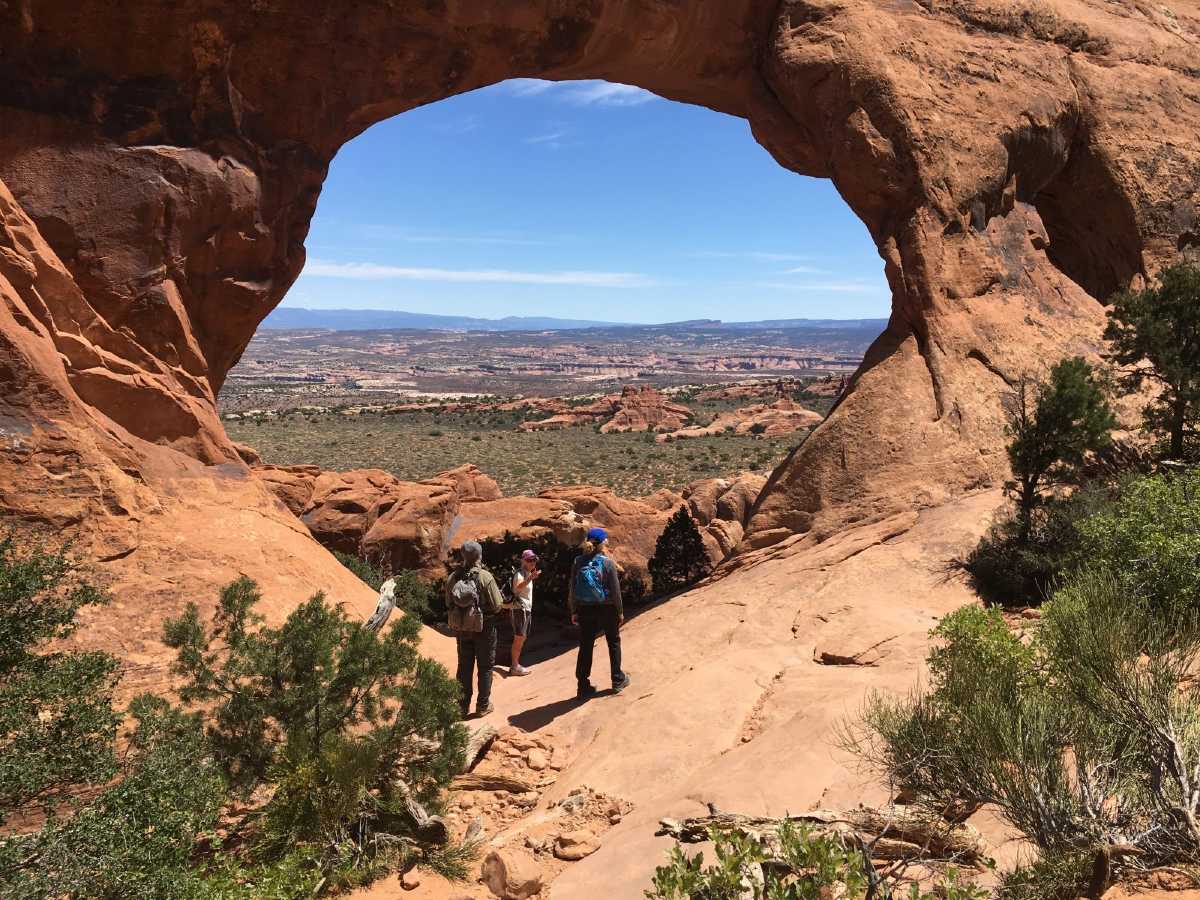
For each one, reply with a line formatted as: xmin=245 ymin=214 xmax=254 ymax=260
xmin=255 ymin=462 xmax=766 ymax=584
xmin=519 ymin=386 xmax=691 ymax=434
xmin=658 ymin=397 xmax=823 ymax=442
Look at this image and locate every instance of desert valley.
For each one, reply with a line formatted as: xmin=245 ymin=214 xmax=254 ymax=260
xmin=3 ymin=2 xmax=1200 ymax=900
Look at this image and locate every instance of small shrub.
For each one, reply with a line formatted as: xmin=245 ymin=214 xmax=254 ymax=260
xmin=163 ymin=578 xmax=466 ymax=877
xmin=646 ymin=821 xmax=985 ymax=899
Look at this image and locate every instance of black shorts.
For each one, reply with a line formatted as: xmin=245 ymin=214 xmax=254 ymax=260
xmin=511 ymin=608 xmax=532 ymax=637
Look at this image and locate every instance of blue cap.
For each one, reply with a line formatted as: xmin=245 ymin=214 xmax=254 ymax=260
xmin=587 ymin=527 xmax=608 ymax=543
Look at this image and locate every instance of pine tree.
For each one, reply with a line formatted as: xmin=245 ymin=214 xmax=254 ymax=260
xmin=1005 ymin=357 xmax=1115 ymax=543
xmin=163 ymin=577 xmax=466 ymax=863
xmin=1105 ymin=261 xmax=1200 ymax=460
xmin=648 ymin=507 xmax=712 ymax=596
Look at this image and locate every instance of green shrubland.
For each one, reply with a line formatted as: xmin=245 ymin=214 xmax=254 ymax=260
xmin=0 ymin=540 xmax=470 ymax=899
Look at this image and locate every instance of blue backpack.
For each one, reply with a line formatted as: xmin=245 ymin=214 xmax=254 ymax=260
xmin=573 ymin=554 xmax=609 ymax=605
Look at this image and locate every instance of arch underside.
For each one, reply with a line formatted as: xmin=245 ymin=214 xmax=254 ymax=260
xmin=0 ymin=0 xmax=1198 ymax=557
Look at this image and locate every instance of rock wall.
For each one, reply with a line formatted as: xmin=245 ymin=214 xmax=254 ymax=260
xmin=1 ymin=1 xmax=1198 ymax=620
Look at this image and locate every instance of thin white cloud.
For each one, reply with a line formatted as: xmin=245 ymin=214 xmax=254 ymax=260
xmin=525 ymin=131 xmax=568 ymax=146
xmin=754 ymin=280 xmax=884 ymax=294
xmin=305 ymin=258 xmax=657 ymax=288
xmin=781 ymin=265 xmax=830 ymax=275
xmin=503 ymin=78 xmax=657 ymax=107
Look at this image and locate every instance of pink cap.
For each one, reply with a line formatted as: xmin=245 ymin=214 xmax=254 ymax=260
xmin=521 ymin=549 xmax=539 ymax=561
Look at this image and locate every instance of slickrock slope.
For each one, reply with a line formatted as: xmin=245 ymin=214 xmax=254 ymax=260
xmin=356 ymin=490 xmax=1004 ymax=899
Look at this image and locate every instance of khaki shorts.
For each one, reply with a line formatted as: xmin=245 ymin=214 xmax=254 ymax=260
xmin=511 ymin=608 xmax=532 ymax=637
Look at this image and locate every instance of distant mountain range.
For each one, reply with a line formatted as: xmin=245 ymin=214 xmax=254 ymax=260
xmin=263 ymin=307 xmax=888 ymax=333
xmin=261 ymin=307 xmax=618 ymax=331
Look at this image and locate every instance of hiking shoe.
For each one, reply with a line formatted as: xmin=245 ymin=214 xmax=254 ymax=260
xmin=612 ymin=673 xmax=631 ymax=694
xmin=475 ymin=700 xmax=495 ymax=717
xmin=576 ymin=681 xmax=598 ymax=700
xmin=511 ymin=665 xmax=532 ymax=676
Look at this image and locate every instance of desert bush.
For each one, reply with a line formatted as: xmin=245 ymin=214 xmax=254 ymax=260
xmin=853 ymin=476 xmax=1200 ymax=895
xmin=1070 ymin=468 xmax=1200 ymax=619
xmin=646 ymin=820 xmax=985 ymax=900
xmin=163 ymin=577 xmax=466 ymax=877
xmin=335 ymin=549 xmax=386 ymax=590
xmin=336 ymin=551 xmax=434 ymax=621
xmin=956 ymin=480 xmax=1114 ymax=606
xmin=649 ymin=507 xmax=712 ymax=596
xmin=0 ymin=536 xmax=121 ymax=824
xmin=1 ymin=695 xmax=225 ymax=900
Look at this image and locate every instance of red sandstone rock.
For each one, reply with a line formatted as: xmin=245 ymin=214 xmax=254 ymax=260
xmin=659 ymin=398 xmax=823 ymax=442
xmin=520 ymin=386 xmax=691 ymax=433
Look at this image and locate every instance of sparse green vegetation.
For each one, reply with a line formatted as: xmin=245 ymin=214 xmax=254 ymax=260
xmin=228 ymin=394 xmax=806 ymax=497
xmin=647 ymin=820 xmax=985 ymax=900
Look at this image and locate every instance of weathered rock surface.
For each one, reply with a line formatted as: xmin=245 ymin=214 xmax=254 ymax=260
xmin=659 ymin=398 xmax=823 ymax=442
xmin=258 ymin=464 xmax=765 ymax=583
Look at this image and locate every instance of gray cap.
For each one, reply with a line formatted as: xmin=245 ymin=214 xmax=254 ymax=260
xmin=461 ymin=541 xmax=483 ymax=565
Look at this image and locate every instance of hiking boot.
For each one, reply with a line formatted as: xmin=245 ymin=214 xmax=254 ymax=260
xmin=612 ymin=673 xmax=631 ymax=694
xmin=577 ymin=681 xmax=598 ymax=700
xmin=475 ymin=700 xmax=494 ymax=717
xmin=511 ymin=664 xmax=532 ymax=676
xmin=459 ymin=702 xmax=470 ymax=720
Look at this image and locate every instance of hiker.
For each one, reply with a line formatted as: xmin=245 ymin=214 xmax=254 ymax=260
xmin=445 ymin=541 xmax=505 ymax=718
xmin=509 ymin=549 xmax=540 ymax=676
xmin=570 ymin=527 xmax=630 ymax=699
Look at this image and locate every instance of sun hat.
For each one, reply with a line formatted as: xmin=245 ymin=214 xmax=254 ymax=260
xmin=521 ymin=549 xmax=539 ymax=561
xmin=586 ymin=527 xmax=608 ymax=543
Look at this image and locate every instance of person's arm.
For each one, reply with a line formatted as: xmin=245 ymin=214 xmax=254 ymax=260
xmin=482 ymin=572 xmax=505 ymax=614
xmin=606 ymin=558 xmax=623 ymax=619
xmin=444 ymin=572 xmax=456 ymax=607
xmin=568 ymin=557 xmax=578 ymax=620
xmin=514 ymin=570 xmax=533 ymax=592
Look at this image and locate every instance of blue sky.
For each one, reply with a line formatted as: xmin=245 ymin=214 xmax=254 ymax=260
xmin=287 ymin=79 xmax=890 ymax=324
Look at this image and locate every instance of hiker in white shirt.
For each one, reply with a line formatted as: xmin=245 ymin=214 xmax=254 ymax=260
xmin=509 ymin=549 xmax=539 ymax=676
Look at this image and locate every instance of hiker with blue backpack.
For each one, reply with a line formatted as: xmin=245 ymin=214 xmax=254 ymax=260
xmin=570 ymin=527 xmax=631 ymax=699
xmin=446 ymin=541 xmax=505 ymax=718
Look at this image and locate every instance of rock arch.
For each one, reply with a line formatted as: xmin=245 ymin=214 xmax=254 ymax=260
xmin=1 ymin=0 xmax=1198 ymax=579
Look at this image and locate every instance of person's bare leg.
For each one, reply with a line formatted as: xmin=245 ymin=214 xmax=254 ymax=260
xmin=511 ymin=634 xmax=526 ymax=671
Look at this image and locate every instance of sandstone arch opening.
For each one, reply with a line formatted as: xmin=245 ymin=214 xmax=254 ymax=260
xmin=219 ymin=77 xmax=889 ymax=604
